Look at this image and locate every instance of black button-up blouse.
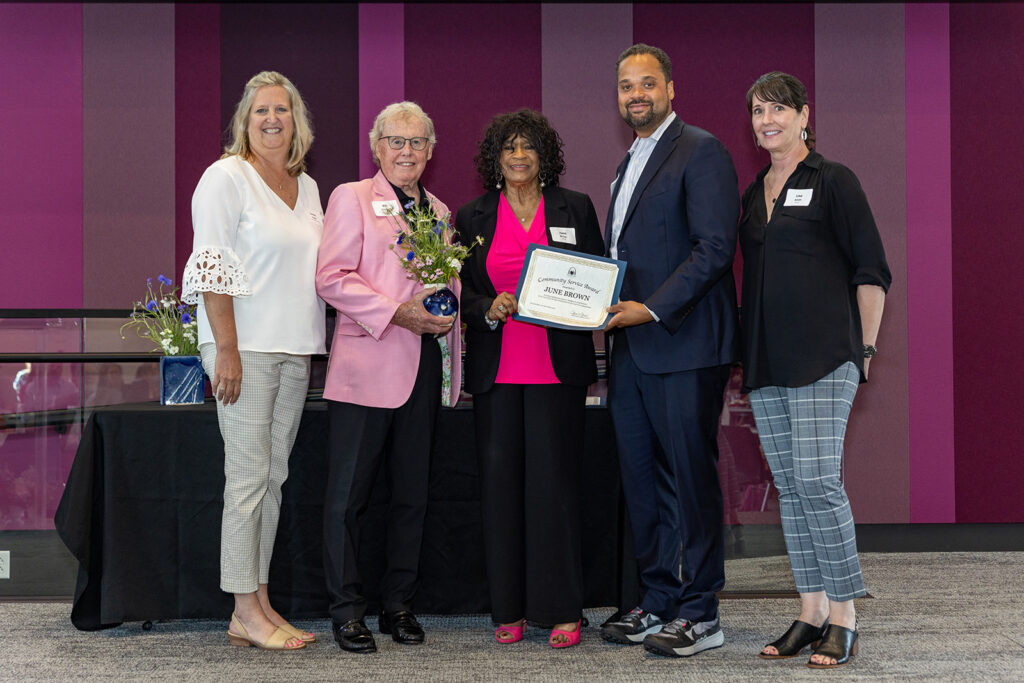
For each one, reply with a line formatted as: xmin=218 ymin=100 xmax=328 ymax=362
xmin=738 ymin=151 xmax=892 ymax=392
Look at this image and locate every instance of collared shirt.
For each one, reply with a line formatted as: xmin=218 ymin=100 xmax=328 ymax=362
xmin=609 ymin=111 xmax=677 ymax=260
xmin=390 ymin=181 xmax=430 ymax=211
xmin=738 ymin=150 xmax=892 ymax=391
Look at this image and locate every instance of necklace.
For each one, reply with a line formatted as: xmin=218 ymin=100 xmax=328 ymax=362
xmin=252 ymin=157 xmax=291 ymax=192
xmin=766 ymin=169 xmax=787 ymax=204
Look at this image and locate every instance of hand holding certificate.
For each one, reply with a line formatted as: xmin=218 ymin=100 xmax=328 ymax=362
xmin=512 ymin=244 xmax=626 ymax=331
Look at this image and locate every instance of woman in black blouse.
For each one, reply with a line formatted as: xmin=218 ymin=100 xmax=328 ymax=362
xmin=739 ymin=72 xmax=890 ymax=669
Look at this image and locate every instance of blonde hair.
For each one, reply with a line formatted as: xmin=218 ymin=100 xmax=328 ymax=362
xmin=222 ymin=71 xmax=314 ymax=176
xmin=368 ymin=101 xmax=436 ymax=166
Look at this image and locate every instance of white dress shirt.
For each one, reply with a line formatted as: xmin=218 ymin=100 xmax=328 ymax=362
xmin=609 ymin=111 xmax=677 ymax=260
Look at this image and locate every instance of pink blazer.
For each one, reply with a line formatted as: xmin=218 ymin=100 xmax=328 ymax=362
xmin=316 ymin=171 xmax=462 ymax=408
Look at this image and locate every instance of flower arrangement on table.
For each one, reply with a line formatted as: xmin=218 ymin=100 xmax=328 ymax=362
xmin=120 ymin=275 xmax=199 ymax=355
xmin=386 ymin=201 xmax=484 ymax=293
xmin=120 ymin=275 xmax=204 ymax=405
xmin=385 ymin=201 xmax=484 ymax=406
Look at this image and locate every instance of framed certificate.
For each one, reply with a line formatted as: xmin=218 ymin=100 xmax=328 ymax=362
xmin=512 ymin=244 xmax=626 ymax=331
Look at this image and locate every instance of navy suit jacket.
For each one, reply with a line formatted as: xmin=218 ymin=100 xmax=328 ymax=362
xmin=455 ymin=186 xmax=604 ymax=393
xmin=606 ymin=115 xmax=740 ymax=374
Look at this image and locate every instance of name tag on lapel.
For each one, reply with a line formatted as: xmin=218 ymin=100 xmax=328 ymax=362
xmin=372 ymin=200 xmax=402 ymax=216
xmin=550 ymin=227 xmax=577 ymax=245
xmin=784 ymin=189 xmax=813 ymax=206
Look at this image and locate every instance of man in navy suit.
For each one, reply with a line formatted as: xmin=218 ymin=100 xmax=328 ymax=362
xmin=601 ymin=43 xmax=740 ymax=658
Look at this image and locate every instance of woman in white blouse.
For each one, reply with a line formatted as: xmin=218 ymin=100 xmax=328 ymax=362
xmin=182 ymin=71 xmax=326 ymax=651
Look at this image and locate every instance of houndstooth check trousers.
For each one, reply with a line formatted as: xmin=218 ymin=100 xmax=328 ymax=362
xmin=201 ymin=344 xmax=310 ymax=594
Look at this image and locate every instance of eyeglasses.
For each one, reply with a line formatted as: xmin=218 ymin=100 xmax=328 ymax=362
xmin=381 ymin=135 xmax=430 ymax=151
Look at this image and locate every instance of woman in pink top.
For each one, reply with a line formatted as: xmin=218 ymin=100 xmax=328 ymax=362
xmin=455 ymin=110 xmax=604 ymax=649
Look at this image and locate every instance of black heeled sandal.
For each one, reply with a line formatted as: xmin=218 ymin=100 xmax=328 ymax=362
xmin=758 ymin=618 xmax=829 ymax=659
xmin=807 ymin=621 xmax=858 ymax=669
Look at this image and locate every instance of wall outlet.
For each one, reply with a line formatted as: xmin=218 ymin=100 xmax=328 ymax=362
xmin=0 ymin=550 xmax=9 ymax=579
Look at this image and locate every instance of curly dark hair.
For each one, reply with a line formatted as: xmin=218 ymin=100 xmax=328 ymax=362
xmin=474 ymin=109 xmax=565 ymax=191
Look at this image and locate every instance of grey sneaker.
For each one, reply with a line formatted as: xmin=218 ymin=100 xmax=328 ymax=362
xmin=643 ymin=616 xmax=724 ymax=657
xmin=600 ymin=607 xmax=665 ymax=644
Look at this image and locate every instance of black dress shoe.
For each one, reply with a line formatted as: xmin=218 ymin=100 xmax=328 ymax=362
xmin=333 ymin=619 xmax=377 ymax=653
xmin=378 ymin=610 xmax=425 ymax=644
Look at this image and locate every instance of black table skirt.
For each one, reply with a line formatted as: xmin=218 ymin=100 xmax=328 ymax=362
xmin=54 ymin=402 xmax=635 ymax=630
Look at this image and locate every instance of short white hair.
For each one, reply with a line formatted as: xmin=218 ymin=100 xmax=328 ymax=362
xmin=368 ymin=101 xmax=436 ymax=166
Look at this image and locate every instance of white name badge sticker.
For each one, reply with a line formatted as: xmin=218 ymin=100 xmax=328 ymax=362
xmin=372 ymin=200 xmax=402 ymax=216
xmin=550 ymin=227 xmax=577 ymax=245
xmin=784 ymin=189 xmax=813 ymax=206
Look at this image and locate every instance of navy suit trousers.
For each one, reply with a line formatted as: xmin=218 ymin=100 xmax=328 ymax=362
xmin=608 ymin=333 xmax=729 ymax=622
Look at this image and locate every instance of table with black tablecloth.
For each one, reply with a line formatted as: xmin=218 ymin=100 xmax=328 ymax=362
xmin=54 ymin=402 xmax=635 ymax=630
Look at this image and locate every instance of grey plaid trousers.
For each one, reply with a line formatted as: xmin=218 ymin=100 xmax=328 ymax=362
xmin=749 ymin=361 xmax=867 ymax=602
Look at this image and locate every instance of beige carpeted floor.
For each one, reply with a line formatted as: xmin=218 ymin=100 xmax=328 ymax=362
xmin=2 ymin=552 xmax=1022 ymax=681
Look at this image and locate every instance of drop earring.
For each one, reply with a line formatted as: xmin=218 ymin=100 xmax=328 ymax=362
xmin=801 ymin=129 xmax=808 ymax=141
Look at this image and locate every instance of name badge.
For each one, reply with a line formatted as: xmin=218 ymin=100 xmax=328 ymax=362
xmin=550 ymin=227 xmax=577 ymax=245
xmin=784 ymin=189 xmax=813 ymax=206
xmin=372 ymin=200 xmax=402 ymax=216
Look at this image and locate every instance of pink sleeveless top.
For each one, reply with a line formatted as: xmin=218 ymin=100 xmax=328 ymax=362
xmin=487 ymin=194 xmax=559 ymax=384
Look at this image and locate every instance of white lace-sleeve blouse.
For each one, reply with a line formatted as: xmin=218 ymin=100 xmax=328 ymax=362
xmin=182 ymin=155 xmax=327 ymax=355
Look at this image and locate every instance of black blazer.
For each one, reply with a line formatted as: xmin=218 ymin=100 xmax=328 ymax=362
xmin=454 ymin=186 xmax=604 ymax=394
xmin=606 ymin=115 xmax=740 ymax=374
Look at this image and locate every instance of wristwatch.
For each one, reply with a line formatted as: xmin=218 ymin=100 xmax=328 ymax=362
xmin=863 ymin=344 xmax=877 ymax=358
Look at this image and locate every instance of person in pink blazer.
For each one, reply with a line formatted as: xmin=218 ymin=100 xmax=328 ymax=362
xmin=315 ymin=101 xmax=461 ymax=654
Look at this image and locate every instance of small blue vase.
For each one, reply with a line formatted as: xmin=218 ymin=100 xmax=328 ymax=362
xmin=423 ymin=286 xmax=459 ymax=317
xmin=160 ymin=355 xmax=206 ymax=405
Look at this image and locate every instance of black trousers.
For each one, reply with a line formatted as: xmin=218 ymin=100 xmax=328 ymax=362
xmin=474 ymin=382 xmax=586 ymax=625
xmin=608 ymin=335 xmax=729 ymax=623
xmin=323 ymin=336 xmax=441 ymax=624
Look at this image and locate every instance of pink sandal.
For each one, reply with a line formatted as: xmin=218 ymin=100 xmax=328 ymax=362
xmin=495 ymin=620 xmax=526 ymax=644
xmin=549 ymin=620 xmax=581 ymax=649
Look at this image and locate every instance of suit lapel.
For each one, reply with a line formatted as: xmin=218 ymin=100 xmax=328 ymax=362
xmin=606 ymin=152 xmax=632 ymax=252
xmin=543 ymin=187 xmax=572 ymax=250
xmin=470 ymin=192 xmax=500 ymax=297
xmin=619 ymin=117 xmax=684 ymax=243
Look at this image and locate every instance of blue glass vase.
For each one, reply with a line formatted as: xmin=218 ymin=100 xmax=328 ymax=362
xmin=160 ymin=355 xmax=206 ymax=405
xmin=423 ymin=286 xmax=459 ymax=317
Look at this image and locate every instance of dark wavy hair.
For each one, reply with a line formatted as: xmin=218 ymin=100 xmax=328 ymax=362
xmin=474 ymin=109 xmax=565 ymax=190
xmin=746 ymin=71 xmax=815 ymax=150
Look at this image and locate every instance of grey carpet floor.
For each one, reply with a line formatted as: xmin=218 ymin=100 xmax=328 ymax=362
xmin=2 ymin=552 xmax=1022 ymax=682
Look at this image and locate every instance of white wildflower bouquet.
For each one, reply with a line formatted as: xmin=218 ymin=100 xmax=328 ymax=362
xmin=386 ymin=201 xmax=483 ymax=286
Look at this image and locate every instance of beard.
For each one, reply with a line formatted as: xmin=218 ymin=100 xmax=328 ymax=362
xmin=622 ymin=98 xmax=661 ymax=131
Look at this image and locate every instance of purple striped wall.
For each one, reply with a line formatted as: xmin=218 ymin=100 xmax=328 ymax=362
xmin=359 ymin=4 xmax=405 ymax=180
xmin=405 ymin=3 xmax=543 ymax=213
xmin=0 ymin=4 xmax=83 ymax=309
xmin=815 ymin=4 xmax=910 ymax=523
xmin=541 ymin=4 xmax=634 ymax=231
xmin=7 ymin=2 xmax=1024 ymax=524
xmin=906 ymin=4 xmax=955 ymax=523
xmin=82 ymin=4 xmax=176 ymax=307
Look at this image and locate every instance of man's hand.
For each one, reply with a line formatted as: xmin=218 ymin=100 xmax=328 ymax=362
xmin=605 ymin=300 xmax=654 ymax=330
xmin=391 ymin=288 xmax=456 ymax=336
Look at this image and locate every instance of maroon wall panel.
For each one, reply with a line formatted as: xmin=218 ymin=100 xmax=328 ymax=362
xmin=175 ymin=5 xmax=221 ymax=281
xmin=404 ymin=3 xmax=543 ymax=213
xmin=951 ymin=4 xmax=1024 ymax=522
xmin=633 ymin=3 xmax=815 ymax=296
xmin=219 ymin=4 xmax=360 ymax=210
